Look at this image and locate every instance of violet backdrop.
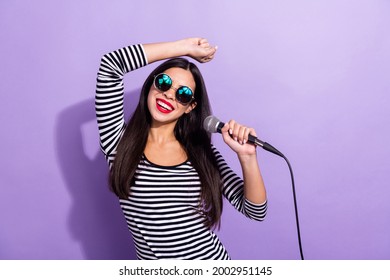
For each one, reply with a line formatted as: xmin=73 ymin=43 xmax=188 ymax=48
xmin=1 ymin=0 xmax=389 ymax=259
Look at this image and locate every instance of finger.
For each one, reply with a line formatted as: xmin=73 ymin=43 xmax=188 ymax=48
xmin=201 ymin=55 xmax=214 ymax=63
xmin=221 ymin=122 xmax=235 ymax=144
xmin=243 ymin=127 xmax=256 ymax=145
xmin=198 ymin=38 xmax=209 ymax=45
xmin=229 ymin=120 xmax=240 ymax=142
xmin=206 ymin=53 xmax=215 ymax=60
xmin=237 ymin=124 xmax=251 ymax=145
xmin=209 ymin=45 xmax=217 ymax=54
xmin=220 ymin=122 xmax=229 ymax=133
xmin=247 ymin=127 xmax=257 ymax=138
xmin=200 ymin=41 xmax=210 ymax=48
xmin=238 ymin=126 xmax=247 ymax=145
xmin=202 ymin=48 xmax=217 ymax=62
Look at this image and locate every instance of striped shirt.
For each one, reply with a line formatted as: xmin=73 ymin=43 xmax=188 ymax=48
xmin=95 ymin=44 xmax=267 ymax=259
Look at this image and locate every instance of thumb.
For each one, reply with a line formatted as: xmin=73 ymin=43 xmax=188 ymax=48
xmin=220 ymin=123 xmax=234 ymax=143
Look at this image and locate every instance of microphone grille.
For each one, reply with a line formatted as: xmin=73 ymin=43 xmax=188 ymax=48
xmin=203 ymin=115 xmax=220 ymax=133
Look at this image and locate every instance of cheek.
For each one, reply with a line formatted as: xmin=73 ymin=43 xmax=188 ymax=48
xmin=146 ymin=90 xmax=155 ymax=109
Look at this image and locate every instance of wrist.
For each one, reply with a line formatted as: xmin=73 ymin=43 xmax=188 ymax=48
xmin=175 ymin=38 xmax=197 ymax=57
xmin=143 ymin=40 xmax=188 ymax=63
xmin=238 ymin=153 xmax=258 ymax=166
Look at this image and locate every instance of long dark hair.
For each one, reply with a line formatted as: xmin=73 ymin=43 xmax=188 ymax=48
xmin=109 ymin=58 xmax=223 ymax=229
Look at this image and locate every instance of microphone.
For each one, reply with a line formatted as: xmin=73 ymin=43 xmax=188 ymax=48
xmin=203 ymin=115 xmax=284 ymax=157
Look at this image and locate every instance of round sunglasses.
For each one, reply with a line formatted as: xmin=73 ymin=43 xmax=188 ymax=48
xmin=153 ymin=73 xmax=195 ymax=105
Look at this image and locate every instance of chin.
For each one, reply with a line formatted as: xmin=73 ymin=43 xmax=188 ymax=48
xmin=150 ymin=111 xmax=179 ymax=126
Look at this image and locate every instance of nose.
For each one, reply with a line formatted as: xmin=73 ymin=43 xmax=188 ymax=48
xmin=162 ymin=86 xmax=177 ymax=100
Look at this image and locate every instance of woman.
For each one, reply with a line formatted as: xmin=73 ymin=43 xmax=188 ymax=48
xmin=95 ymin=38 xmax=267 ymax=259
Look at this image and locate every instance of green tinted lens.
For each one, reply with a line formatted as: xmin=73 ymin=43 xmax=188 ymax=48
xmin=176 ymin=86 xmax=193 ymax=104
xmin=154 ymin=73 xmax=172 ymax=91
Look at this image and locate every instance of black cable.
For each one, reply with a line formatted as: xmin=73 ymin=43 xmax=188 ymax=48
xmin=281 ymin=154 xmax=304 ymax=260
xmin=262 ymin=142 xmax=304 ymax=260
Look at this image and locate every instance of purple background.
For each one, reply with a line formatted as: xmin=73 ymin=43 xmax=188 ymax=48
xmin=1 ymin=0 xmax=389 ymax=260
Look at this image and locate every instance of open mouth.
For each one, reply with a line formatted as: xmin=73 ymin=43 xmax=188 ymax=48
xmin=156 ymin=98 xmax=174 ymax=113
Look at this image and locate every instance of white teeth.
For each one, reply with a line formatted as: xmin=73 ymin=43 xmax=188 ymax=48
xmin=157 ymin=100 xmax=173 ymax=111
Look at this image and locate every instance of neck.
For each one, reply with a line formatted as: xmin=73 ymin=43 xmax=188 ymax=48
xmin=148 ymin=121 xmax=177 ymax=144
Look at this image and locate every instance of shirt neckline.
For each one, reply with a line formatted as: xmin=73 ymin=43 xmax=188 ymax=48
xmin=142 ymin=154 xmax=190 ymax=168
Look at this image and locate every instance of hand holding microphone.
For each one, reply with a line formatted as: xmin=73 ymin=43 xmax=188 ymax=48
xmin=203 ymin=115 xmax=283 ymax=157
xmin=220 ymin=119 xmax=258 ymax=156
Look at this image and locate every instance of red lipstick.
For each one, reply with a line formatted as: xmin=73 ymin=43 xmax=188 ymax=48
xmin=156 ymin=98 xmax=174 ymax=114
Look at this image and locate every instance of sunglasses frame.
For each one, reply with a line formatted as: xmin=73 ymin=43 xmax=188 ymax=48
xmin=153 ymin=73 xmax=195 ymax=105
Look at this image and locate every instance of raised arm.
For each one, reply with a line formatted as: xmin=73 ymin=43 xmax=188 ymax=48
xmin=95 ymin=44 xmax=148 ymax=167
xmin=143 ymin=38 xmax=217 ymax=64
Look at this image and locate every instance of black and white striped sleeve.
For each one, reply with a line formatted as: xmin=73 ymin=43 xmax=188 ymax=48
xmin=212 ymin=146 xmax=267 ymax=221
xmin=95 ymin=44 xmax=147 ymax=167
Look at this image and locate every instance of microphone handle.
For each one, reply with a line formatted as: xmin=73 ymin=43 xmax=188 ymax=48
xmin=248 ymin=135 xmax=284 ymax=157
xmin=216 ymin=121 xmax=283 ymax=157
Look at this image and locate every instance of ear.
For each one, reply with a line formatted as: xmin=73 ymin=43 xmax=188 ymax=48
xmin=185 ymin=102 xmax=197 ymax=114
